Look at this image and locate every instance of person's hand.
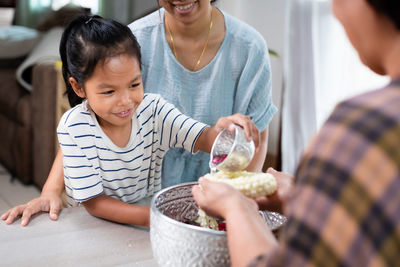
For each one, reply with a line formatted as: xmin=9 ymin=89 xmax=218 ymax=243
xmin=192 ymin=177 xmax=258 ymax=219
xmin=255 ymin=168 xmax=294 ymax=214
xmin=1 ymin=192 xmax=63 ymax=226
xmin=214 ymin=113 xmax=260 ymax=147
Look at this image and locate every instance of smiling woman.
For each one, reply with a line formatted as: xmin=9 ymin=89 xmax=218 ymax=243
xmin=130 ymin=0 xmax=277 ymax=187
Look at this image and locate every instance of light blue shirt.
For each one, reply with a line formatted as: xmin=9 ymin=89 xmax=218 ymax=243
xmin=129 ymin=8 xmax=277 ymax=188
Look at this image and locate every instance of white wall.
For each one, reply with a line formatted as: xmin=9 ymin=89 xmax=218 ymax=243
xmin=218 ymin=0 xmax=288 ymax=156
xmin=132 ymin=1 xmax=159 ymax=19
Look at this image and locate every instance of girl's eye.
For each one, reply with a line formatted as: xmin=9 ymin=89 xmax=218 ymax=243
xmin=130 ymin=83 xmax=141 ymax=88
xmin=102 ymin=90 xmax=114 ymax=95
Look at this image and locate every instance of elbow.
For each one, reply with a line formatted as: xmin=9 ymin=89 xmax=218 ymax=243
xmin=82 ymin=196 xmax=102 ymax=217
xmin=83 ymin=202 xmax=97 ymax=217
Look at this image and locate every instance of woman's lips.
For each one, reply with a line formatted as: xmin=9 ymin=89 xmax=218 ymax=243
xmin=172 ymin=0 xmax=198 ymax=14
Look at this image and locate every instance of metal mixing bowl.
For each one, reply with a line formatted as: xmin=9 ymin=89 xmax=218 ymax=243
xmin=150 ymin=182 xmax=286 ymax=267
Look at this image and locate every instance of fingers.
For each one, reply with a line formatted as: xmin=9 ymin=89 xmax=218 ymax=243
xmin=192 ymin=178 xmax=217 ymax=207
xmin=2 ymin=205 xmax=25 ymax=225
xmin=1 ymin=196 xmax=61 ymax=226
xmin=216 ymin=114 xmax=260 ymax=145
xmin=235 ymin=114 xmax=259 ymax=146
xmin=192 ymin=183 xmax=206 ymax=209
xmin=1 ymin=210 xmax=10 ymax=221
xmin=267 ymin=167 xmax=277 ymax=174
xmin=49 ymin=201 xmax=62 ymax=221
xmin=20 ymin=208 xmax=34 ymax=227
xmin=20 ymin=199 xmax=45 ymax=226
xmin=192 ymin=184 xmax=202 ymax=201
xmin=230 ymin=114 xmax=254 ymax=140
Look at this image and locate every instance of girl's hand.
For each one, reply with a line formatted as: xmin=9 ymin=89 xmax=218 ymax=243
xmin=192 ymin=177 xmax=258 ymax=219
xmin=214 ymin=113 xmax=260 ymax=147
xmin=1 ymin=192 xmax=63 ymax=226
xmin=255 ymin=168 xmax=294 ymax=214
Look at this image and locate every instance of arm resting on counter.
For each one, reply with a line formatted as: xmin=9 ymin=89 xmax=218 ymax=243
xmin=83 ymin=195 xmax=150 ymax=227
xmin=1 ymin=149 xmax=65 ymax=226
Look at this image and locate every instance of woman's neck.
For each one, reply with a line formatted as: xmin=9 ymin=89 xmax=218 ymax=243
xmin=165 ymin=6 xmax=213 ymax=41
xmin=385 ymin=35 xmax=400 ymax=80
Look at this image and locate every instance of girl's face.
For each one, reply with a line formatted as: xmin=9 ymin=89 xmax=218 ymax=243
xmin=332 ymin=0 xmax=386 ymax=74
xmin=159 ymin=0 xmax=211 ymax=23
xmin=72 ymin=54 xmax=144 ymax=131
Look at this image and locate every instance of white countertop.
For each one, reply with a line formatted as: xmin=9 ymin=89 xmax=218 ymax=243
xmin=0 ymin=206 xmax=158 ymax=266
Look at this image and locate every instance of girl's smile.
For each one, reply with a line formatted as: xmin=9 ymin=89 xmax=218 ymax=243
xmin=113 ymin=109 xmax=132 ymax=119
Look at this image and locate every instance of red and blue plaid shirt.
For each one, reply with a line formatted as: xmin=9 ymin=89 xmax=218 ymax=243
xmin=252 ymin=78 xmax=400 ymax=267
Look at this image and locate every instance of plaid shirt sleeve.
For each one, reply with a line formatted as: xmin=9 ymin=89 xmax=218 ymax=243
xmin=251 ymin=80 xmax=400 ymax=267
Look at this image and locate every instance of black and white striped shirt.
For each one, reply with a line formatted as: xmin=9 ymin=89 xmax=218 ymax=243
xmin=57 ymin=93 xmax=208 ymax=206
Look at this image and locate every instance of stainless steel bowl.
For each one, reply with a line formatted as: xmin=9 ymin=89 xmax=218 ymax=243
xmin=150 ymin=182 xmax=286 ymax=267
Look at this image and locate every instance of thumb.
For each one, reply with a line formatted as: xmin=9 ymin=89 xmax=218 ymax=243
xmin=49 ymin=201 xmax=62 ymax=221
xmin=198 ymin=176 xmax=211 ymax=189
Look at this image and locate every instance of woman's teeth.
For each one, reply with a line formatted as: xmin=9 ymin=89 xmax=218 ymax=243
xmin=175 ymin=1 xmax=197 ymax=11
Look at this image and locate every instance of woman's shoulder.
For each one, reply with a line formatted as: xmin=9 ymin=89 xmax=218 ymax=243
xmin=222 ymin=10 xmax=267 ymax=52
xmin=340 ymin=81 xmax=399 ymax=109
xmin=128 ymin=9 xmax=162 ymax=34
xmin=327 ymin=82 xmax=400 ymax=131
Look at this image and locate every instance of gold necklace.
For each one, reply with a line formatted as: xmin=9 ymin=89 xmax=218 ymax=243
xmin=166 ymin=9 xmax=214 ymax=72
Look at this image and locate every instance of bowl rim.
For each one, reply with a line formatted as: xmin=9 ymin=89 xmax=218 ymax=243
xmin=150 ymin=182 xmax=227 ymax=236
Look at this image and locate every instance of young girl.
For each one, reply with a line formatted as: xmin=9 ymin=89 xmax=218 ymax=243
xmin=55 ymin=15 xmax=259 ymax=227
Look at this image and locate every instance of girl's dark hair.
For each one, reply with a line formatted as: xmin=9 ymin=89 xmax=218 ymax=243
xmin=367 ymin=0 xmax=400 ymax=29
xmin=59 ymin=15 xmax=142 ymax=107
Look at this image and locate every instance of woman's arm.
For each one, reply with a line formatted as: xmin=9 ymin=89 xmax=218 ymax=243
xmin=83 ymin=195 xmax=150 ymax=227
xmin=246 ymin=128 xmax=268 ymax=172
xmin=1 ymin=149 xmax=65 ymax=226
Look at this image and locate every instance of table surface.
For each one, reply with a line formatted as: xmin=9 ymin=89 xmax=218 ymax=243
xmin=0 ymin=206 xmax=158 ymax=267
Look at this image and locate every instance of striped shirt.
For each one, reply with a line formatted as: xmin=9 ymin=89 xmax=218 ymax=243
xmin=251 ymin=79 xmax=400 ymax=267
xmin=57 ymin=93 xmax=207 ymax=206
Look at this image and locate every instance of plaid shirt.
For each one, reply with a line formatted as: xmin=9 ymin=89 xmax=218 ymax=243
xmin=252 ymin=79 xmax=400 ymax=267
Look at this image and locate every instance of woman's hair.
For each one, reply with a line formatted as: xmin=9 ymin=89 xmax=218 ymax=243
xmin=366 ymin=0 xmax=400 ymax=29
xmin=59 ymin=15 xmax=142 ymax=107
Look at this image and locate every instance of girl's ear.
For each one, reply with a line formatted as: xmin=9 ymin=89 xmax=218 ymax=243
xmin=69 ymin=77 xmax=86 ymax=98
